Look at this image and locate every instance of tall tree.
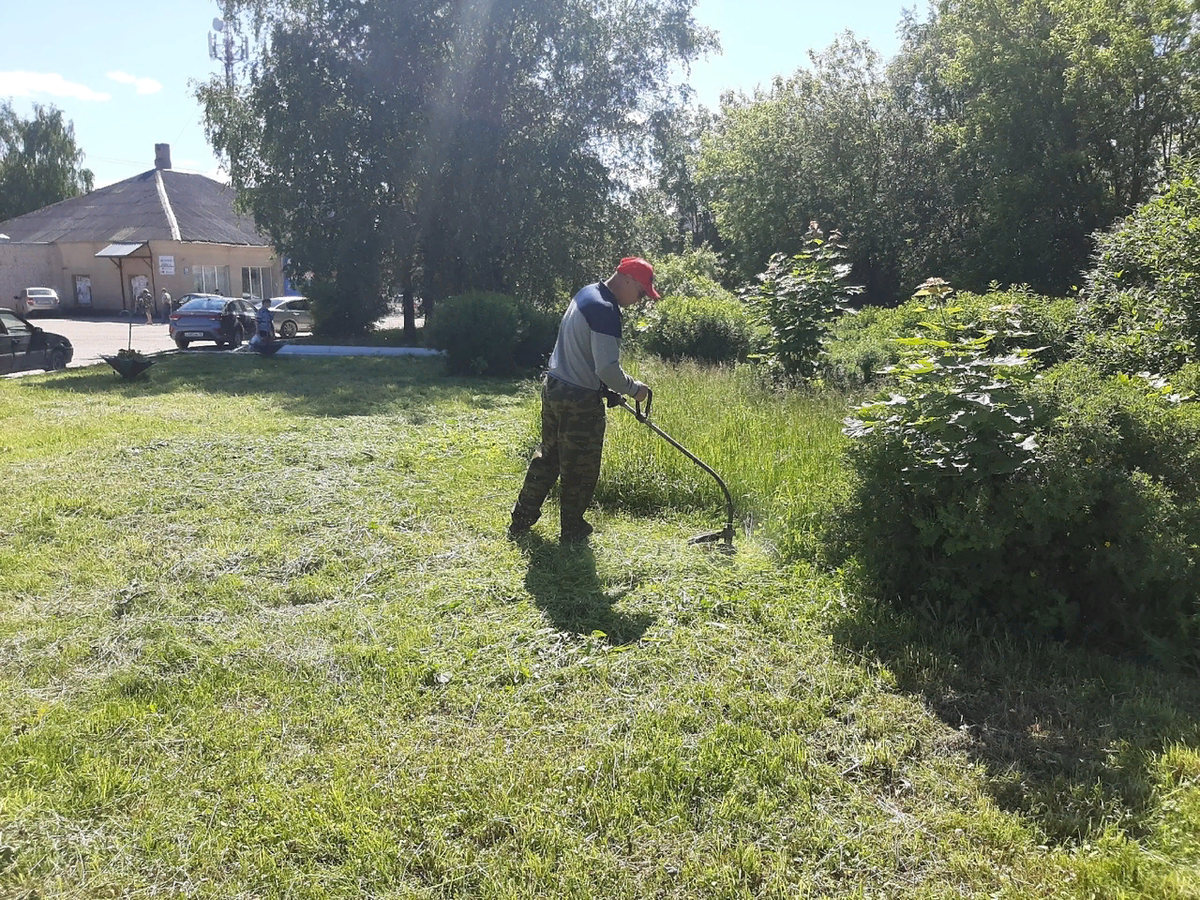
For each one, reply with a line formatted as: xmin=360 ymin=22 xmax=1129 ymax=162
xmin=892 ymin=0 xmax=1200 ymax=294
xmin=199 ymin=0 xmax=715 ymax=335
xmin=698 ymin=35 xmax=919 ymax=302
xmin=0 ymin=102 xmax=93 ymax=221
xmin=634 ymin=101 xmax=720 ymax=255
xmin=697 ymin=1 xmax=1199 ymax=304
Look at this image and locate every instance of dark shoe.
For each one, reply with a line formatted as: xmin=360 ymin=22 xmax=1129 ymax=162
xmin=560 ymin=519 xmax=593 ymax=544
xmin=507 ymin=513 xmax=537 ymax=540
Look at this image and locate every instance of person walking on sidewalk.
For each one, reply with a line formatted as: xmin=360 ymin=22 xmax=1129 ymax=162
xmin=508 ymin=257 xmax=657 ymax=544
xmin=138 ymin=288 xmax=153 ymax=325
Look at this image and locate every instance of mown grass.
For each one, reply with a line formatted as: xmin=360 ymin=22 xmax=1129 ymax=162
xmin=1 ymin=354 xmax=1198 ymax=898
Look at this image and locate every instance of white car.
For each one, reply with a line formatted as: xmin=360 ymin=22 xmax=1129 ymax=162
xmin=10 ymin=287 xmax=60 ymax=317
xmin=269 ymin=296 xmax=313 ymax=338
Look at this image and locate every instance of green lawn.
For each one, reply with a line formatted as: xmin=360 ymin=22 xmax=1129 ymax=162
xmin=1 ymin=355 xmax=1198 ymax=898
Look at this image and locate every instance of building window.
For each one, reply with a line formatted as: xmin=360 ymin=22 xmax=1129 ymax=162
xmin=194 ymin=265 xmax=231 ymax=295
xmin=242 ymin=266 xmax=273 ymax=301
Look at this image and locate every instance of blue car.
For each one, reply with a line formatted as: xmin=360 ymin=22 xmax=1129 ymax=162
xmin=168 ymin=294 xmax=256 ymax=350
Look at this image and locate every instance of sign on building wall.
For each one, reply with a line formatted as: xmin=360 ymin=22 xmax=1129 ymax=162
xmin=158 ymin=255 xmax=176 ymax=275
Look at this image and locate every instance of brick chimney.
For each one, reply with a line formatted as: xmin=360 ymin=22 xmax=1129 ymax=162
xmin=155 ymin=143 xmax=172 ymax=170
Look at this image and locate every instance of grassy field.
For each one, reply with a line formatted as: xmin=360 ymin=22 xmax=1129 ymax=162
xmin=1 ymin=354 xmax=1198 ymax=898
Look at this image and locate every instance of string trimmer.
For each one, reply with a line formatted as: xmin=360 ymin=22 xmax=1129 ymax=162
xmin=604 ymin=387 xmax=735 ymax=550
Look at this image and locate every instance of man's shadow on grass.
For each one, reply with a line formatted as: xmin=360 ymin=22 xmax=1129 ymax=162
xmin=832 ymin=599 xmax=1200 ymax=847
xmin=520 ymin=536 xmax=654 ymax=646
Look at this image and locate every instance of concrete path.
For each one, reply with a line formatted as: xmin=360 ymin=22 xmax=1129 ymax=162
xmin=266 ymin=344 xmax=441 ymax=357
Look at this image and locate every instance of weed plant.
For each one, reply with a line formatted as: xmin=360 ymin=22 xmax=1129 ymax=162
xmin=1 ymin=355 xmax=1198 ymax=898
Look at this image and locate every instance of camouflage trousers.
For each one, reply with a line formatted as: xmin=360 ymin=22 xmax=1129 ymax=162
xmin=511 ymin=376 xmax=606 ymax=535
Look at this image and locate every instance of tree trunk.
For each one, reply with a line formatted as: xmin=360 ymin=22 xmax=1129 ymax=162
xmin=402 ymin=282 xmax=416 ymax=342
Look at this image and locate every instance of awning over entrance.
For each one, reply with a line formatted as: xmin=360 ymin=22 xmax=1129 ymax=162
xmin=95 ymin=242 xmax=154 ymax=311
xmin=95 ymin=242 xmax=149 ymax=258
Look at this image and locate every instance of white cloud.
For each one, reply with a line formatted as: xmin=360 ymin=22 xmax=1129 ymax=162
xmin=106 ymin=71 xmax=163 ymax=95
xmin=0 ymin=71 xmax=110 ymax=101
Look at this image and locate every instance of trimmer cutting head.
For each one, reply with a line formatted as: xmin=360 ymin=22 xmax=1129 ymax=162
xmin=606 ymin=387 xmax=736 ymax=553
xmin=689 ymin=524 xmax=736 ymax=553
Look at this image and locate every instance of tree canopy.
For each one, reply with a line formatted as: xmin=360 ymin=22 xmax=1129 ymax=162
xmin=199 ymin=0 xmax=715 ymax=333
xmin=0 ymin=102 xmax=93 ymax=222
xmin=697 ymin=0 xmax=1200 ymax=304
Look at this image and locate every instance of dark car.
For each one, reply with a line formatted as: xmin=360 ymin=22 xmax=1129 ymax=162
xmin=0 ymin=308 xmax=73 ymax=374
xmin=168 ymin=294 xmax=256 ymax=349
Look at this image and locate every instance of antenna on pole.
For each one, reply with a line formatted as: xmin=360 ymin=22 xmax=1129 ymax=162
xmin=208 ymin=12 xmax=247 ymax=88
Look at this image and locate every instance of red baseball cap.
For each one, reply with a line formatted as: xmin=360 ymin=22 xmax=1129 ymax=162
xmin=616 ymin=257 xmax=660 ymax=300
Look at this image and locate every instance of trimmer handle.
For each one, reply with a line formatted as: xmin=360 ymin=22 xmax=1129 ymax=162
xmin=636 ymin=386 xmax=653 ymax=422
xmin=602 ymin=386 xmax=652 ymax=422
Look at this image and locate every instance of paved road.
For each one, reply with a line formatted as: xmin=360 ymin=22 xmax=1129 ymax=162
xmin=15 ymin=311 xmax=417 ymax=373
xmin=34 ymin=315 xmax=181 ymax=368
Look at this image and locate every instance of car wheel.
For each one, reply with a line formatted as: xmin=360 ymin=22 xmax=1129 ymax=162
xmin=279 ymin=319 xmax=298 ymax=339
xmin=175 ymin=338 xmax=190 ymax=350
xmin=45 ymin=347 xmax=67 ymax=371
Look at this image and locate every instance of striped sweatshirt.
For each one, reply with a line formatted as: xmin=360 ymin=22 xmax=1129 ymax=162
xmin=546 ymin=282 xmax=645 ymax=397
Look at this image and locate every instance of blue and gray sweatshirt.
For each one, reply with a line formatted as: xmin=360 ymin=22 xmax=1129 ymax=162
xmin=547 ymin=282 xmax=646 ymax=397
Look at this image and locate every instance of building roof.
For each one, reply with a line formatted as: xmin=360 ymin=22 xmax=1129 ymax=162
xmin=0 ymin=169 xmax=269 ymax=247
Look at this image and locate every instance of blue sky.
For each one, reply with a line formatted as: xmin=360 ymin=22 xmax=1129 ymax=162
xmin=1 ymin=0 xmax=913 ymax=189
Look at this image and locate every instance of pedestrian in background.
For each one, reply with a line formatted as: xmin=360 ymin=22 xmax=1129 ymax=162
xmin=161 ymin=289 xmax=172 ymax=323
xmin=137 ymin=288 xmax=153 ymax=325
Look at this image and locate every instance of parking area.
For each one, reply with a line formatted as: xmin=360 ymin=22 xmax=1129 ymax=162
xmin=25 ymin=315 xmax=181 ymax=368
xmin=9 ymin=309 xmax=416 ymax=375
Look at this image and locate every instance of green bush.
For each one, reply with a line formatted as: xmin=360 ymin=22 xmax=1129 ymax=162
xmin=306 ymin=275 xmax=391 ymax=338
xmin=650 ymin=246 xmax=727 ymax=299
xmin=741 ymin=224 xmax=863 ymax=384
xmin=820 ymin=285 xmax=1080 ymax=389
xmin=513 ymin=303 xmax=560 ymax=370
xmin=426 ymin=292 xmax=558 ymax=376
xmin=1077 ymin=157 xmax=1200 ymax=375
xmin=834 ymin=352 xmax=1200 ymax=667
xmin=639 ymin=293 xmax=756 ymax=364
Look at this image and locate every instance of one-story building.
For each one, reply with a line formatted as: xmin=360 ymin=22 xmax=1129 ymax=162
xmin=0 ymin=144 xmax=281 ymax=314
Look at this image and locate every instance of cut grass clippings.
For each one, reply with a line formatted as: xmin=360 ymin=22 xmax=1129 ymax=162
xmin=1 ymin=353 xmax=1198 ymax=898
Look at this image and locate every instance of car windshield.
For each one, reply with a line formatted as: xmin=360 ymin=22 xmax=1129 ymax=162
xmin=178 ymin=297 xmax=225 ymax=312
xmin=28 ymin=288 xmax=53 ymax=296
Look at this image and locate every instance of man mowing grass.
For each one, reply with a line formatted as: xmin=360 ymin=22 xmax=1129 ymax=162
xmin=509 ymin=257 xmax=657 ymax=544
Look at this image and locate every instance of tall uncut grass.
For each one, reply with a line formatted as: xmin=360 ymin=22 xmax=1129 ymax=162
xmin=522 ymin=357 xmax=851 ymax=559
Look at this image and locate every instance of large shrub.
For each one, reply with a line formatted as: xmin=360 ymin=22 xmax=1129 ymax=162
xmin=639 ymin=293 xmax=756 ymax=364
xmin=650 ymin=246 xmax=727 ymax=299
xmin=426 ymin=292 xmax=558 ymax=376
xmin=835 ymin=326 xmax=1200 ymax=665
xmin=1077 ymin=158 xmax=1200 ymax=375
xmin=820 ymin=284 xmax=1080 ymax=389
xmin=306 ymin=274 xmax=391 ymax=338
